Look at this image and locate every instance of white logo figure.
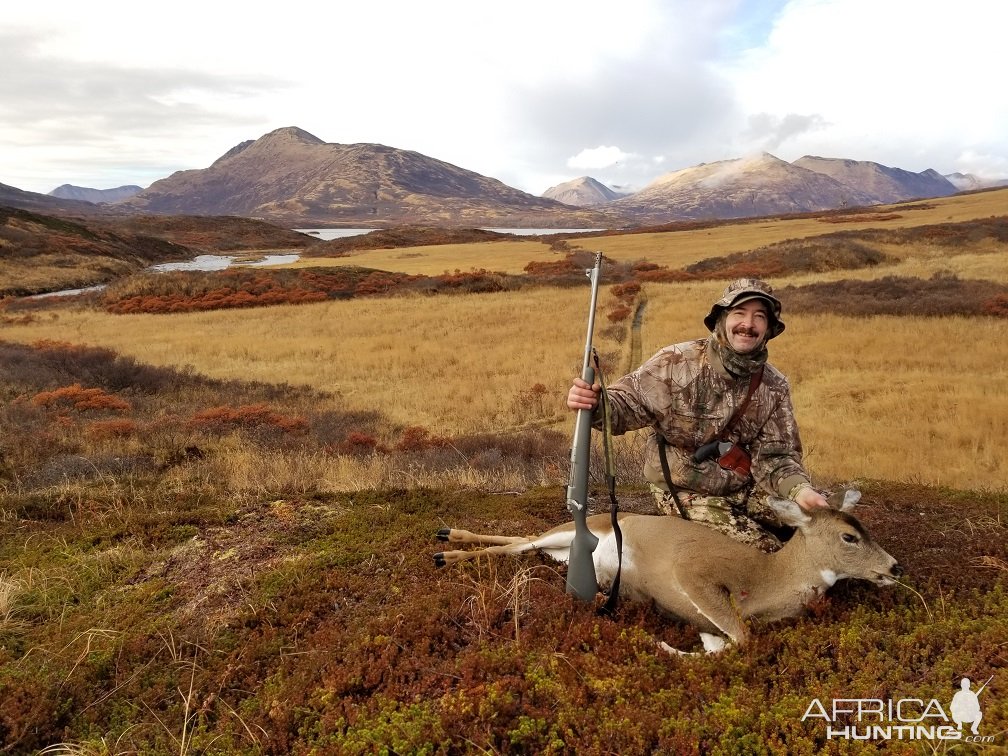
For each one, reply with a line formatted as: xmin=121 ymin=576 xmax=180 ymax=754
xmin=950 ymin=676 xmax=992 ymax=735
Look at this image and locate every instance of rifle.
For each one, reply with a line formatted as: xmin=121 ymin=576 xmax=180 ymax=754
xmin=976 ymin=674 xmax=994 ymax=696
xmin=565 ymin=252 xmax=602 ymax=602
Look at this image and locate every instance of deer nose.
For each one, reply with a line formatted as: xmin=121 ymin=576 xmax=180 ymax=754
xmin=890 ymin=563 xmax=904 ymax=578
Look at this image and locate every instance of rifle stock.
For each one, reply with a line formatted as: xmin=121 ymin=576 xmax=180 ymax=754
xmin=565 ymin=252 xmax=602 ymax=602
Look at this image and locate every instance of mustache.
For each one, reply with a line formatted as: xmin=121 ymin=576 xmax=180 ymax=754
xmin=731 ymin=325 xmax=761 ymax=337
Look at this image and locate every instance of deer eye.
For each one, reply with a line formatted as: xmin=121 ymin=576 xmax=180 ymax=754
xmin=842 ymin=533 xmax=859 ymax=544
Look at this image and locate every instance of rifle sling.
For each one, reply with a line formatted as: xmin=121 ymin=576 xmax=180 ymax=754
xmin=717 ymin=366 xmax=764 ymax=442
xmin=593 ymin=349 xmax=623 ymax=615
xmin=656 ymin=435 xmax=691 ymax=520
xmin=657 ymin=366 xmax=764 ymax=520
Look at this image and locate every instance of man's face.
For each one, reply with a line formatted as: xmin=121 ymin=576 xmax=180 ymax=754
xmin=725 ymin=299 xmax=770 ymax=353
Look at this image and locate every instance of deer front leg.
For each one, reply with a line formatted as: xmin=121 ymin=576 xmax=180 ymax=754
xmin=672 ymin=577 xmax=749 ymax=648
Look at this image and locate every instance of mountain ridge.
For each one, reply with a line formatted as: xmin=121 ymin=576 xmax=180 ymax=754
xmin=542 ymin=176 xmax=629 ymax=207
xmin=116 ymin=127 xmax=612 ymax=228
xmin=49 ymin=184 xmax=144 ymax=203
xmin=4 ymin=127 xmax=1003 ymax=227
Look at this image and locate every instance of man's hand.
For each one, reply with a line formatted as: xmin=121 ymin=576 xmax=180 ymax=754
xmin=795 ymin=486 xmax=829 ymax=512
xmin=566 ymin=377 xmax=600 ymax=411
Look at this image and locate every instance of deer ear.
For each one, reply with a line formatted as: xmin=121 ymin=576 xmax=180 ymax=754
xmin=840 ymin=489 xmax=861 ymax=512
xmin=827 ymin=487 xmax=862 ymax=511
xmin=768 ymin=497 xmax=812 ymax=528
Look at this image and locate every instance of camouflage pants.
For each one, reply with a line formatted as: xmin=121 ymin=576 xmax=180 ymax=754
xmin=649 ymin=483 xmax=784 ymax=552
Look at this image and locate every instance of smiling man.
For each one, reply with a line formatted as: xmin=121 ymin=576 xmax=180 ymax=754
xmin=567 ymin=278 xmax=828 ymax=552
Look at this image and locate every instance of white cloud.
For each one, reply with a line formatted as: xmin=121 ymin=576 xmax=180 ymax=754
xmin=722 ymin=0 xmax=1008 ymax=173
xmin=567 ymin=146 xmax=636 ymax=171
xmin=1 ymin=0 xmax=1005 ymax=195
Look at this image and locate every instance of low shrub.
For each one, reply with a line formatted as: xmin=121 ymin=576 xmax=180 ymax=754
xmin=187 ymin=404 xmax=309 ymax=434
xmin=31 ymin=383 xmax=131 ymax=413
xmin=780 ymin=273 xmax=1008 ymax=317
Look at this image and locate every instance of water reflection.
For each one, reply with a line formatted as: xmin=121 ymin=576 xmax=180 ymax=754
xmin=150 ymin=253 xmax=301 ymax=272
xmin=295 ymin=228 xmax=376 ymax=241
xmin=29 ymin=254 xmax=302 ymax=299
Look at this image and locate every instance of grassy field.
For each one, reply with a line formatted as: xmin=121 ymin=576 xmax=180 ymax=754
xmin=1 ymin=191 xmax=1006 ymax=753
xmin=291 ymin=188 xmax=1008 ymax=277
xmin=3 ymin=267 xmax=1006 ymax=490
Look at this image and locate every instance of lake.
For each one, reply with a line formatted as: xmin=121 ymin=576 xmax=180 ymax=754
xmin=150 ymin=254 xmax=301 ymax=272
xmin=29 ymin=254 xmax=303 ymax=299
xmin=29 ymin=227 xmax=609 ymax=298
xmin=294 ymin=227 xmax=607 ymax=240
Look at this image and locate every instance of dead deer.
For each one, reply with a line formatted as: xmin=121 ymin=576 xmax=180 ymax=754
xmin=434 ymin=490 xmax=902 ymax=653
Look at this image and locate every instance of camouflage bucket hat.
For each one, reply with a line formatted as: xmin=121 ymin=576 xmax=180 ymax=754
xmin=703 ymin=278 xmax=785 ymax=339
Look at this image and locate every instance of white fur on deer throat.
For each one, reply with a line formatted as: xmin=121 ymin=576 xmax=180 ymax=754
xmin=590 ymin=530 xmax=624 ymax=582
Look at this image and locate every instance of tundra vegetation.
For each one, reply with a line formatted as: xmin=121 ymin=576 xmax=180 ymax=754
xmin=0 ymin=189 xmax=1006 ymax=754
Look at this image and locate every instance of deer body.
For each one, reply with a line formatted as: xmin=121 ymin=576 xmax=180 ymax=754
xmin=435 ymin=492 xmax=902 ymax=652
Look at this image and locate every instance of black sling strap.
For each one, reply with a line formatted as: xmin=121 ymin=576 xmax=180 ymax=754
xmin=716 ymin=366 xmax=764 ymax=444
xmin=592 ymin=349 xmax=623 ymax=615
xmin=657 ymin=434 xmax=691 ymax=520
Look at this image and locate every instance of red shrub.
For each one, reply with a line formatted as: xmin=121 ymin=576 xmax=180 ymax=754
xmin=607 ymin=305 xmax=632 ymax=322
xmin=338 ymin=432 xmax=386 ymax=455
xmin=611 ymin=282 xmax=642 ymax=299
xmin=31 ymin=384 xmax=131 ymax=413
xmin=395 ymin=425 xmax=446 ymax=452
xmin=31 ymin=339 xmax=77 ymax=351
xmin=981 ymin=294 xmax=1008 ymax=317
xmin=187 ymin=404 xmax=308 ymax=434
xmin=86 ymin=418 xmax=138 ymax=439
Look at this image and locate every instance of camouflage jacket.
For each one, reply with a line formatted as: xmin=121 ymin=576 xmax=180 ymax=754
xmin=595 ymin=338 xmax=811 ymax=499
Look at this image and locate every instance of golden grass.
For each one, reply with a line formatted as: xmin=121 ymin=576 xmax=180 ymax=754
xmin=0 ymin=254 xmax=132 ymax=293
xmin=162 ymin=444 xmax=551 ymax=498
xmin=588 ymin=189 xmax=1008 ymax=269
xmin=0 ymin=572 xmax=22 ymax=627
xmin=281 ymin=188 xmax=1008 ymax=276
xmin=4 ymin=275 xmax=1006 ymax=490
xmin=781 ymin=245 xmax=1008 ymax=286
xmin=289 ymin=238 xmax=557 ymax=275
xmin=5 ymin=188 xmax=1006 ymax=491
xmin=2 ymin=291 xmax=589 ymax=435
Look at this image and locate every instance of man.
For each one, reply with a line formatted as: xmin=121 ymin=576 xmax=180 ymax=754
xmin=567 ymin=278 xmax=828 ymax=551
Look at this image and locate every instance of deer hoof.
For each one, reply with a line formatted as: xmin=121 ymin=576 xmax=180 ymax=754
xmin=700 ymin=633 xmax=728 ymax=654
xmin=436 ymin=527 xmax=451 ymax=542
xmin=433 ymin=552 xmax=446 ymax=568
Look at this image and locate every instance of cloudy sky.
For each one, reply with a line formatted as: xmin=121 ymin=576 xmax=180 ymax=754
xmin=4 ymin=0 xmax=1006 ymax=196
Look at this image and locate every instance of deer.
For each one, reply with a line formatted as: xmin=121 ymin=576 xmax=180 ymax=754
xmin=434 ymin=490 xmax=902 ymax=654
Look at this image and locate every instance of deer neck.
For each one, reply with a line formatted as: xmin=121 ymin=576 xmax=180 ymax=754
xmin=747 ymin=531 xmax=836 ymax=608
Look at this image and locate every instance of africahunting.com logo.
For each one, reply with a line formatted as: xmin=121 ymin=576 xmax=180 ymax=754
xmin=801 ymin=675 xmax=996 ymax=743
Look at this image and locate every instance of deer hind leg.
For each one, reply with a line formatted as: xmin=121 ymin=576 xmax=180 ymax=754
xmin=433 ymin=526 xmax=578 ymax=568
xmin=436 ymin=527 xmax=533 ymax=547
xmin=433 ymin=540 xmax=543 ymax=567
xmin=433 ymin=528 xmax=541 ymax=568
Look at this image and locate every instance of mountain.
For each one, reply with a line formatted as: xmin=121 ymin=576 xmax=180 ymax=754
xmin=49 ymin=184 xmax=144 ymax=203
xmin=606 ymin=153 xmax=879 ymax=224
xmin=541 ymin=176 xmax=629 ymax=206
xmin=117 ymin=127 xmax=612 ymax=228
xmin=0 ymin=181 xmax=115 ymax=216
xmin=944 ymin=172 xmax=1008 ymax=191
xmin=9 ymin=129 xmax=988 ymax=229
xmin=945 ymin=172 xmax=984 ymax=191
xmin=793 ymin=156 xmax=957 ymax=203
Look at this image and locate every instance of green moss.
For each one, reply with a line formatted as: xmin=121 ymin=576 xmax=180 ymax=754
xmin=1 ymin=473 xmax=1004 ymax=753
